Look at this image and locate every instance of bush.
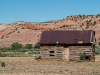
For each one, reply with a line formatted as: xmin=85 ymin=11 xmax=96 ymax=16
xmin=25 ymin=44 xmax=32 ymax=49
xmin=1 ymin=35 xmax=4 ymax=39
xmin=34 ymin=42 xmax=40 ymax=49
xmin=18 ymin=31 xmax=20 ymax=33
xmin=80 ymin=52 xmax=86 ymax=60
xmin=11 ymin=42 xmax=23 ymax=50
xmin=0 ymin=52 xmax=7 ymax=57
xmin=95 ymin=46 xmax=100 ymax=55
xmin=21 ymin=27 xmax=25 ymax=29
xmin=0 ymin=47 xmax=11 ymax=52
xmin=1 ymin=53 xmax=7 ymax=57
xmin=0 ymin=51 xmax=1 ymax=56
xmin=1 ymin=62 xmax=5 ymax=67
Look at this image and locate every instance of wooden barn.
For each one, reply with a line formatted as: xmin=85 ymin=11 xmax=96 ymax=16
xmin=40 ymin=30 xmax=95 ymax=61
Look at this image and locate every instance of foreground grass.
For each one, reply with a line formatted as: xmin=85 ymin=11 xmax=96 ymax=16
xmin=1 ymin=52 xmax=30 ymax=57
xmin=0 ymin=57 xmax=100 ymax=75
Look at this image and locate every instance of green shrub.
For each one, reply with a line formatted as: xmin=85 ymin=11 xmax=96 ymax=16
xmin=0 ymin=52 xmax=7 ymax=57
xmin=95 ymin=46 xmax=100 ymax=55
xmin=80 ymin=52 xmax=86 ymax=60
xmin=1 ymin=47 xmax=11 ymax=52
xmin=1 ymin=53 xmax=7 ymax=57
xmin=11 ymin=42 xmax=23 ymax=50
xmin=25 ymin=44 xmax=32 ymax=49
xmin=34 ymin=42 xmax=40 ymax=49
xmin=95 ymin=51 xmax=100 ymax=55
xmin=0 ymin=51 xmax=1 ymax=56
xmin=3 ymin=52 xmax=30 ymax=57
xmin=1 ymin=62 xmax=5 ymax=67
xmin=1 ymin=35 xmax=4 ymax=39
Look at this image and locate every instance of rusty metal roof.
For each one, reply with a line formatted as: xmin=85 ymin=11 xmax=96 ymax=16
xmin=40 ymin=30 xmax=95 ymax=44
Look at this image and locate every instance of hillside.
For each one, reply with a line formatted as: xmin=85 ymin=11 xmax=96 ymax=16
xmin=0 ymin=22 xmax=41 ymax=47
xmin=1 ymin=14 xmax=100 ymax=47
xmin=26 ymin=15 xmax=100 ymax=30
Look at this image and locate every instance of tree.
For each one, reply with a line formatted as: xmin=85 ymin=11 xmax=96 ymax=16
xmin=97 ymin=14 xmax=100 ymax=16
xmin=34 ymin=42 xmax=40 ymax=48
xmin=25 ymin=44 xmax=32 ymax=49
xmin=11 ymin=42 xmax=23 ymax=50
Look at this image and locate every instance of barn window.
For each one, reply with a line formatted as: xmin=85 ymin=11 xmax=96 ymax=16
xmin=49 ymin=51 xmax=55 ymax=56
xmin=50 ymin=51 xmax=54 ymax=53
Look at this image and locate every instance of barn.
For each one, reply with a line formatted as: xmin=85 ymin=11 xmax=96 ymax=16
xmin=40 ymin=30 xmax=95 ymax=61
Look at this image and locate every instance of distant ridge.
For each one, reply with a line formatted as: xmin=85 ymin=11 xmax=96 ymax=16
xmin=0 ymin=14 xmax=100 ymax=46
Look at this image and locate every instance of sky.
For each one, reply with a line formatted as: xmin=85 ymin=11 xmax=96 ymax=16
xmin=0 ymin=0 xmax=100 ymax=24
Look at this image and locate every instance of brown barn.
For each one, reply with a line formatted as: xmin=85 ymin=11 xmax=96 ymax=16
xmin=40 ymin=30 xmax=95 ymax=61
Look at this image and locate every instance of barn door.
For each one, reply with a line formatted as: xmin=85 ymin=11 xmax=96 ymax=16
xmin=64 ymin=47 xmax=69 ymax=60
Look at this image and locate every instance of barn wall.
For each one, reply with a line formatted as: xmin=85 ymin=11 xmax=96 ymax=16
xmin=40 ymin=46 xmax=64 ymax=59
xmin=69 ymin=46 xmax=93 ymax=61
xmin=40 ymin=45 xmax=94 ymax=61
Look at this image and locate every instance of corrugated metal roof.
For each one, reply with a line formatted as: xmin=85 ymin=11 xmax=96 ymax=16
xmin=40 ymin=30 xmax=95 ymax=44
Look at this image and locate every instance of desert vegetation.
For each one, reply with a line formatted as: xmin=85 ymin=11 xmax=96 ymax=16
xmin=0 ymin=57 xmax=100 ymax=75
xmin=0 ymin=45 xmax=100 ymax=75
xmin=26 ymin=14 xmax=100 ymax=30
xmin=0 ymin=15 xmax=100 ymax=74
xmin=0 ymin=42 xmax=40 ymax=57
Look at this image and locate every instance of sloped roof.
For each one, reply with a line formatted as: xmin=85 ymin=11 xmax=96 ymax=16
xmin=40 ymin=30 xmax=95 ymax=44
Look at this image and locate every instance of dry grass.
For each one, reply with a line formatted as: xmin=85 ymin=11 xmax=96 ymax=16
xmin=0 ymin=56 xmax=100 ymax=75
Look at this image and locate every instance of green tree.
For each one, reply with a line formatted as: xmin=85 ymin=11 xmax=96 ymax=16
xmin=34 ymin=42 xmax=40 ymax=48
xmin=25 ymin=44 xmax=32 ymax=49
xmin=11 ymin=42 xmax=23 ymax=50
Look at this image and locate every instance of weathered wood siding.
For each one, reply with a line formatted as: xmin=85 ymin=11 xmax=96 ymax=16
xmin=69 ymin=46 xmax=93 ymax=61
xmin=40 ymin=46 xmax=64 ymax=59
xmin=40 ymin=45 xmax=94 ymax=61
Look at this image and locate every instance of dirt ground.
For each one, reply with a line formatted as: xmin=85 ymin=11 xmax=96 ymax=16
xmin=0 ymin=56 xmax=100 ymax=75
